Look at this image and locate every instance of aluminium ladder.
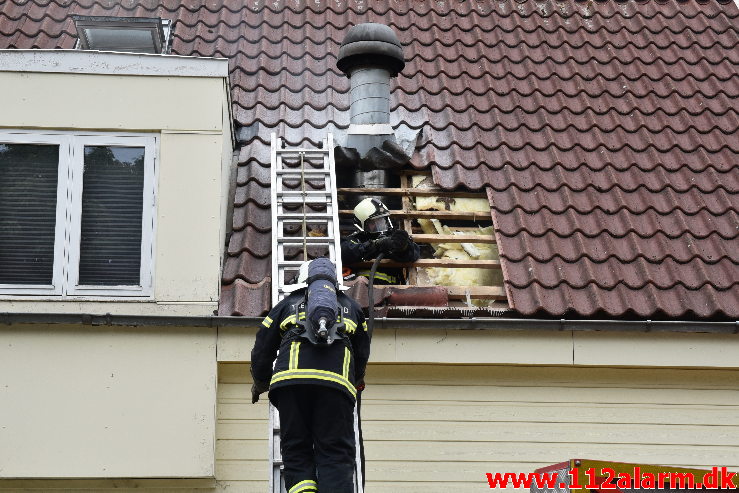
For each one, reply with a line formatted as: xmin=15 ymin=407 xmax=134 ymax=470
xmin=268 ymin=132 xmax=364 ymax=493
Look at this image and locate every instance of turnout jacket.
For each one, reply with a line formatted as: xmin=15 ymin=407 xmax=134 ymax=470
xmin=251 ymin=290 xmax=370 ymax=403
xmin=341 ymin=230 xmax=420 ymax=284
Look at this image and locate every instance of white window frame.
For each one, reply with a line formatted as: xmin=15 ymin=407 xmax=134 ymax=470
xmin=0 ymin=130 xmax=157 ymax=299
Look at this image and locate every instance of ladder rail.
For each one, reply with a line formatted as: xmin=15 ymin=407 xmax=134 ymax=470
xmin=270 ymin=133 xmax=280 ymax=304
xmin=326 ymin=133 xmax=343 ymax=281
xmin=268 ymin=132 xmax=361 ymax=493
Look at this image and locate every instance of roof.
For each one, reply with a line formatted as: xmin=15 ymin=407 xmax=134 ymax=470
xmin=1 ymin=0 xmax=737 ymax=320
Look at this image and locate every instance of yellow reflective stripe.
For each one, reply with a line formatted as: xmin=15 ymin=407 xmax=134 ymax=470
xmin=289 ymin=479 xmax=317 ymax=493
xmin=362 ymin=321 xmax=368 ymax=332
xmin=343 ymin=348 xmax=350 ymax=379
xmin=280 ymin=314 xmax=296 ymax=330
xmin=342 ymin=317 xmax=359 ymax=334
xmin=357 ymin=270 xmax=396 ymax=283
xmin=289 ymin=341 xmax=301 ymax=370
xmin=279 ymin=312 xmax=307 ymax=331
xmin=262 ymin=316 xmax=273 ymax=328
xmin=271 ymin=369 xmax=357 ymax=398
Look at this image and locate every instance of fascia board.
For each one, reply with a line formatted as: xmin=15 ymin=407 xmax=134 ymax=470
xmin=0 ymin=49 xmax=229 ymax=78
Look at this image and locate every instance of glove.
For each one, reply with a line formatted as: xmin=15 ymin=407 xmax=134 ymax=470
xmin=251 ymin=379 xmax=270 ymax=404
xmin=389 ymin=229 xmax=411 ymax=252
xmin=375 ymin=230 xmax=410 ymax=254
xmin=373 ymin=235 xmax=395 ymax=254
xmin=355 ymin=378 xmax=366 ymax=392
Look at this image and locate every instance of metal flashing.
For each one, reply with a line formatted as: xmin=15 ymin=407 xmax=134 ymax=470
xmin=0 ymin=49 xmax=229 ymax=78
xmin=347 ymin=123 xmax=394 ymax=135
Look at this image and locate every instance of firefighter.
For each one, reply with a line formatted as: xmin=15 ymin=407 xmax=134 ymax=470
xmin=250 ymin=259 xmax=370 ymax=493
xmin=341 ymin=198 xmax=420 ymax=284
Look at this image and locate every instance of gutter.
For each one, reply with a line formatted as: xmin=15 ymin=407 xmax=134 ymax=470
xmin=0 ymin=313 xmax=737 ymax=334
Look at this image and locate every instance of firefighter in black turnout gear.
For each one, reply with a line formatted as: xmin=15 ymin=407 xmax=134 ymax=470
xmin=251 ymin=259 xmax=370 ymax=493
xmin=341 ymin=198 xmax=420 ymax=284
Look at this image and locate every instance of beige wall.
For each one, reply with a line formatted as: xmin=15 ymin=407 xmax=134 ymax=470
xmin=0 ymin=72 xmax=224 ymax=132
xmin=216 ymin=362 xmax=739 ymax=493
xmin=218 ymin=325 xmax=739 ymax=369
xmin=0 ymin=324 xmax=217 ymax=481
xmin=0 ymin=62 xmax=233 ymax=317
xmin=1 ymin=324 xmax=736 ymax=491
xmin=215 ymin=326 xmax=739 ymax=492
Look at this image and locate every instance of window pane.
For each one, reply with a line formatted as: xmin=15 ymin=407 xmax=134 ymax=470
xmin=0 ymin=143 xmax=59 ymax=285
xmin=78 ymin=146 xmax=145 ymax=286
xmin=84 ymin=28 xmax=159 ymax=53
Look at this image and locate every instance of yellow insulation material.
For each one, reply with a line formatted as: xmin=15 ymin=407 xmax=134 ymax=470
xmin=410 ymin=176 xmax=503 ymax=304
xmin=413 ymin=175 xmax=490 ymax=214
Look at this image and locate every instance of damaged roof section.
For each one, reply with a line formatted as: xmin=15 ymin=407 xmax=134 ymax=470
xmin=2 ymin=0 xmax=737 ymax=319
xmin=224 ymin=0 xmax=739 ymax=319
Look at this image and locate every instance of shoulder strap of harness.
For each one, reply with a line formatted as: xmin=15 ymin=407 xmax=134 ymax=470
xmin=293 ymin=301 xmax=347 ymax=346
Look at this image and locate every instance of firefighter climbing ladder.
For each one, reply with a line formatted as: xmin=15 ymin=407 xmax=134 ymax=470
xmin=268 ymin=133 xmax=364 ymax=493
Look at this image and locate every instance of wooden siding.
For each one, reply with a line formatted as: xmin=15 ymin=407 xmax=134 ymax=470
xmin=217 ymin=363 xmax=739 ymax=493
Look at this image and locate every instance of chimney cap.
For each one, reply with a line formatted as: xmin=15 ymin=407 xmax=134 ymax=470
xmin=337 ymin=23 xmax=405 ymax=77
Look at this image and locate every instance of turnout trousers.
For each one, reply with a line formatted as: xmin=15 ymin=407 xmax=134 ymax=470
xmin=273 ymin=385 xmax=356 ymax=493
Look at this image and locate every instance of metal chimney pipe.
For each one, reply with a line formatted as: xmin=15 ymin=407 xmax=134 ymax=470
xmin=337 ymin=23 xmax=405 ymax=198
xmin=349 ymin=66 xmax=391 ymax=126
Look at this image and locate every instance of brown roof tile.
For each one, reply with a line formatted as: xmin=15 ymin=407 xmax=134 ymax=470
xmin=1 ymin=0 xmax=737 ymax=319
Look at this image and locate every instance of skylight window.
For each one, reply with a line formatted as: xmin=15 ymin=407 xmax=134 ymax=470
xmin=72 ymin=16 xmax=172 ymax=54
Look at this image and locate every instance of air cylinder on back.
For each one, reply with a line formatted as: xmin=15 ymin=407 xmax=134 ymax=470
xmin=305 ymin=258 xmax=338 ymax=341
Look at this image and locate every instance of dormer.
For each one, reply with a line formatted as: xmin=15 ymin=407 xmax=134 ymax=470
xmin=0 ymin=49 xmax=233 ymax=317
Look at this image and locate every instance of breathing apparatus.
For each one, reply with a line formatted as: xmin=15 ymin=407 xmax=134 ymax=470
xmin=295 ymin=258 xmax=345 ymax=345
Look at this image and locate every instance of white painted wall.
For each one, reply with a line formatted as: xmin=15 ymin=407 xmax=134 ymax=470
xmin=0 ymin=52 xmax=233 ymax=317
xmin=0 ymin=325 xmax=217 ymax=480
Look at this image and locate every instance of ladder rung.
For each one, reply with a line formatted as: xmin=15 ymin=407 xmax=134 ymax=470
xmin=277 ymin=237 xmax=335 ymax=244
xmin=276 ymin=169 xmax=328 ymax=175
xmin=278 ymin=191 xmax=331 ymax=196
xmin=278 ymin=213 xmax=334 ymax=220
xmin=277 ymin=261 xmax=309 ymax=268
xmin=278 ymin=197 xmax=330 ymax=205
xmin=276 ymin=148 xmax=328 ymax=154
xmin=276 ymin=257 xmax=336 ymax=268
